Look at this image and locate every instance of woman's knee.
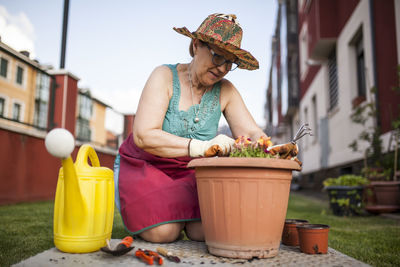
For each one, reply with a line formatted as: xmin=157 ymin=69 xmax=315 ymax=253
xmin=185 ymin=221 xmax=204 ymax=241
xmin=139 ymin=223 xmax=184 ymax=243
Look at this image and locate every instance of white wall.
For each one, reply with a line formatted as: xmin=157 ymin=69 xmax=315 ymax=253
xmin=299 ymin=0 xmax=377 ymax=173
xmin=299 ymin=67 xmax=326 ymax=173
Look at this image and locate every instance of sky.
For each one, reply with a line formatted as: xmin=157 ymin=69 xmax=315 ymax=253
xmin=0 ymin=0 xmax=278 ymax=134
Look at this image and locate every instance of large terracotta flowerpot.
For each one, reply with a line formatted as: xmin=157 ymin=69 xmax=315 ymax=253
xmin=297 ymin=224 xmax=330 ymax=254
xmin=282 ymin=219 xmax=309 ymax=246
xmin=188 ymin=157 xmax=301 ymax=259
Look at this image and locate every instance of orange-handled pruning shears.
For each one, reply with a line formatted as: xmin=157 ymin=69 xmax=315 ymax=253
xmin=135 ymin=249 xmax=163 ymax=265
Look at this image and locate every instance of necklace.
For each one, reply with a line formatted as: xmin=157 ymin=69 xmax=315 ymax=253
xmin=188 ymin=67 xmax=206 ymax=123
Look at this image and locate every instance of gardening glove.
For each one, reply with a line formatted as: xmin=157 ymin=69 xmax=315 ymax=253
xmin=189 ymin=134 xmax=235 ymax=157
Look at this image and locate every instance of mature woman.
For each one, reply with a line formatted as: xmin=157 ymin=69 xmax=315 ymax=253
xmin=114 ymin=13 xmax=267 ymax=243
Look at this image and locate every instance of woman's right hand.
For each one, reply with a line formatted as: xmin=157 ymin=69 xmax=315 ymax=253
xmin=189 ymin=134 xmax=235 ymax=157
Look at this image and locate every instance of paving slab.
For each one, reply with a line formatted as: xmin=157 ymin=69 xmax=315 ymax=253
xmin=13 ymin=239 xmax=370 ymax=267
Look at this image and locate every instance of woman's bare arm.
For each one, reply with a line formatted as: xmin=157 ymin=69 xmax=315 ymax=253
xmin=220 ymin=79 xmax=267 ymax=141
xmin=133 ymin=65 xmax=190 ymax=157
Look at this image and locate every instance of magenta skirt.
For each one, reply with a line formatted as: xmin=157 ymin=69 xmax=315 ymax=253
xmin=116 ymin=134 xmax=201 ymax=234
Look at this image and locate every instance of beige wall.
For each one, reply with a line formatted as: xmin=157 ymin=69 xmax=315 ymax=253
xmin=0 ymin=51 xmax=37 ymax=130
xmin=90 ymin=101 xmax=107 ymax=146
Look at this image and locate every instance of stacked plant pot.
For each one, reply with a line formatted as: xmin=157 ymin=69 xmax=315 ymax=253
xmin=282 ymin=219 xmax=330 ymax=255
xmin=282 ymin=219 xmax=308 ymax=246
xmin=296 ymin=224 xmax=330 ymax=254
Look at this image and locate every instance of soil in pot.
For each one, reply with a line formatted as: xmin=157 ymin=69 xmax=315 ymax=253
xmin=188 ymin=157 xmax=301 ymax=259
xmin=297 ymin=224 xmax=330 ymax=254
xmin=326 ymin=186 xmax=364 ymax=216
xmin=282 ymin=219 xmax=309 ymax=246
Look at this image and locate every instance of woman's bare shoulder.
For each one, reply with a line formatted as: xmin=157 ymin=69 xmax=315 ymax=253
xmin=143 ymin=65 xmax=174 ymax=95
xmin=220 ymin=78 xmax=239 ymax=96
xmin=150 ymin=64 xmax=173 ymax=79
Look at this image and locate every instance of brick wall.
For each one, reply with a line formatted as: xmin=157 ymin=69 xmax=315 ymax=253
xmin=0 ymin=126 xmax=117 ymax=205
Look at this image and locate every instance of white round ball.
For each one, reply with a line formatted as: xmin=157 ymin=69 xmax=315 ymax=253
xmin=45 ymin=128 xmax=75 ymax=158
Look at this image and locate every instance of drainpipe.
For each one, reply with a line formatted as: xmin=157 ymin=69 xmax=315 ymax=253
xmin=369 ymin=0 xmax=381 ymax=129
xmin=48 ymin=76 xmax=58 ymax=130
xmin=60 ymin=0 xmax=70 ymax=69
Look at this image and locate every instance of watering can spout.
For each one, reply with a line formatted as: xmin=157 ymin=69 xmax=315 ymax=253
xmin=61 ymin=156 xmax=87 ymax=229
xmin=45 ymin=129 xmax=86 ymax=229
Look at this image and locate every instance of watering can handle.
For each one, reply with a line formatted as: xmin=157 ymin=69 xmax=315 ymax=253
xmin=76 ymin=144 xmax=100 ymax=168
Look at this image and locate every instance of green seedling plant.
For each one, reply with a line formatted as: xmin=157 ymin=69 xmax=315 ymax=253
xmin=230 ymin=136 xmax=275 ymax=158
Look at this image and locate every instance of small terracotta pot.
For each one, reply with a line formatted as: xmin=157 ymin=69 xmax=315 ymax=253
xmin=188 ymin=157 xmax=301 ymax=259
xmin=297 ymin=224 xmax=330 ymax=254
xmin=282 ymin=219 xmax=309 ymax=246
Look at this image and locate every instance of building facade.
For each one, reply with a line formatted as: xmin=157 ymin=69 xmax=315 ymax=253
xmin=0 ymin=39 xmax=124 ymax=149
xmin=266 ymin=0 xmax=400 ymax=189
xmin=75 ymin=88 xmax=113 ymax=147
xmin=265 ymin=0 xmax=300 ymax=146
xmin=0 ymin=41 xmax=51 ymax=131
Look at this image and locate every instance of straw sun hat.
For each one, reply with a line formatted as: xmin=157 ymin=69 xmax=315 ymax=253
xmin=173 ymin=13 xmax=259 ymax=70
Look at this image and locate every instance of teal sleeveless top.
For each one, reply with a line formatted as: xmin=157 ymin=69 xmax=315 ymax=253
xmin=162 ymin=64 xmax=222 ymax=141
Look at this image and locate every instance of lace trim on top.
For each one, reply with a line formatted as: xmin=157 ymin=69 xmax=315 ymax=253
xmin=162 ymin=64 xmax=221 ymax=140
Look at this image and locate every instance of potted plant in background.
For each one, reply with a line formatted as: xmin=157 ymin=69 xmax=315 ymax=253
xmin=349 ymin=79 xmax=400 ymax=213
xmin=188 ymin=125 xmax=311 ymax=259
xmin=348 ymin=86 xmax=385 ymax=180
xmin=323 ymin=175 xmax=369 ymax=216
xmin=369 ymin=66 xmax=400 ymax=211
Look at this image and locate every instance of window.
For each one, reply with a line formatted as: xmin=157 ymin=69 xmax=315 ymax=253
xmin=0 ymin=98 xmax=5 ymax=117
xmin=16 ymin=66 xmax=24 ymax=85
xmin=13 ymin=103 xmax=21 ymax=121
xmin=33 ymin=73 xmax=50 ymax=129
xmin=76 ymin=93 xmax=92 ymax=141
xmin=312 ymin=95 xmax=318 ymax=142
xmin=355 ymin=36 xmax=366 ymax=98
xmin=328 ymin=49 xmax=338 ymax=111
xmin=0 ymin=57 xmax=8 ymax=78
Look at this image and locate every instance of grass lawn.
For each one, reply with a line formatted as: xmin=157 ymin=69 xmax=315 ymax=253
xmin=0 ymin=193 xmax=399 ymax=266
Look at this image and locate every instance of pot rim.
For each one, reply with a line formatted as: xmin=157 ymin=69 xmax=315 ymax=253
xmin=324 ymin=185 xmax=364 ymax=190
xmin=285 ymin=219 xmax=309 ymax=224
xmin=370 ymin=181 xmax=400 ymax=186
xmin=296 ymin=224 xmax=330 ymax=230
xmin=187 ymin=157 xmax=301 ymax=171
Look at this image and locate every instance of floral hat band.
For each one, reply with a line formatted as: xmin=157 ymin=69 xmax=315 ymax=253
xmin=173 ymin=13 xmax=259 ymax=70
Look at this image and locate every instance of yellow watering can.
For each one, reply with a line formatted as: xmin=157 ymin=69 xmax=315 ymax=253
xmin=45 ymin=128 xmax=114 ymax=253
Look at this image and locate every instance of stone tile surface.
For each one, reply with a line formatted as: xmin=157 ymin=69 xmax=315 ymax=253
xmin=13 ymin=239 xmax=370 ymax=267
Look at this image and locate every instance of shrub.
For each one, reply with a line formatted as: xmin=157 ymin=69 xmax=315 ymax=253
xmin=323 ymin=175 xmax=369 ymax=187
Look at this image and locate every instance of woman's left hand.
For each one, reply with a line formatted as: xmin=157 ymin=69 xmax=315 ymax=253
xmin=189 ymin=134 xmax=235 ymax=157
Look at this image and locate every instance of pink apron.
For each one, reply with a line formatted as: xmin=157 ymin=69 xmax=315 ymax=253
xmin=117 ymin=134 xmax=201 ymax=234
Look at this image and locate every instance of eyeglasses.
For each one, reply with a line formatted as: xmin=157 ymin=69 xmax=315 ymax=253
xmin=203 ymin=43 xmax=239 ymax=71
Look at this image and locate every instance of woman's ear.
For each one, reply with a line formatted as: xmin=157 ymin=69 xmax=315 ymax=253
xmin=189 ymin=39 xmax=194 ymax=57
xmin=192 ymin=39 xmax=201 ymax=55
